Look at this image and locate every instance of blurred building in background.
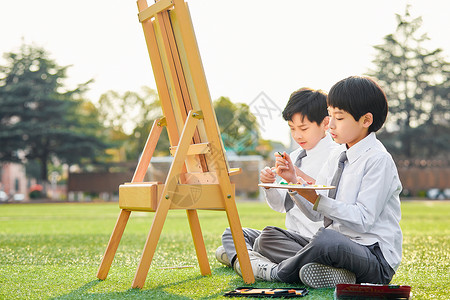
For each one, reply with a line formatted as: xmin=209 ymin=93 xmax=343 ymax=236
xmin=0 ymin=163 xmax=28 ymax=201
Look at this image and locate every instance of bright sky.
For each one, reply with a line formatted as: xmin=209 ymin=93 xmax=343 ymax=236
xmin=1 ymin=0 xmax=449 ymax=145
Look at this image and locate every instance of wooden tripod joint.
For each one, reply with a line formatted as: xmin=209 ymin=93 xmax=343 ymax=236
xmin=191 ymin=110 xmax=203 ymax=119
xmin=157 ymin=117 xmax=167 ymax=127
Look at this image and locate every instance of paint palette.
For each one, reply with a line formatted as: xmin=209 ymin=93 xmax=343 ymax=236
xmin=258 ymin=183 xmax=335 ymax=190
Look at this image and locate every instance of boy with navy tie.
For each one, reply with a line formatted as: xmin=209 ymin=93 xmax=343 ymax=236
xmin=235 ymin=76 xmax=403 ymax=289
xmin=216 ymin=88 xmax=338 ymax=270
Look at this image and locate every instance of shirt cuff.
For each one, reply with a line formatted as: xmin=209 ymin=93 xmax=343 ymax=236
xmin=313 ymin=194 xmax=321 ymax=211
xmin=313 ymin=194 xmax=336 ymax=214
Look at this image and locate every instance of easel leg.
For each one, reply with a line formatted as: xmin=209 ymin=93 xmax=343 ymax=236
xmin=186 ymin=209 xmax=211 ymax=276
xmin=97 ymin=209 xmax=131 ymax=280
xmin=224 ymin=199 xmax=255 ymax=284
xmin=132 ymin=199 xmax=171 ymax=289
xmin=132 ymin=111 xmax=201 ymax=288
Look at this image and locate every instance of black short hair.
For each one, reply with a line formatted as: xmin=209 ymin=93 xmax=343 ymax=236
xmin=327 ymin=76 xmax=388 ymax=132
xmin=282 ymin=88 xmax=328 ymax=125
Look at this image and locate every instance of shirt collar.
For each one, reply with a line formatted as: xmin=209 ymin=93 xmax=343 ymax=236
xmin=346 ymin=132 xmax=377 ymax=164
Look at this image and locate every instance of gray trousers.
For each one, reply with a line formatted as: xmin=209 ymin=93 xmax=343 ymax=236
xmin=222 ymin=225 xmax=310 ymax=266
xmin=253 ymin=226 xmax=395 ymax=284
xmin=222 ymin=227 xmax=261 ymax=266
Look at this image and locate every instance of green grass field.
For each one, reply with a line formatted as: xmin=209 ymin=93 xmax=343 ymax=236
xmin=0 ymin=200 xmax=449 ymax=299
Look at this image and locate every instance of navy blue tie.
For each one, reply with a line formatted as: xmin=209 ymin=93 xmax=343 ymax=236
xmin=284 ymin=150 xmax=307 ymax=212
xmin=324 ymin=151 xmax=347 ymax=227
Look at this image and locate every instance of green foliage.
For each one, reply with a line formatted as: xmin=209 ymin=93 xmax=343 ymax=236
xmin=214 ymin=97 xmax=261 ymax=155
xmin=367 ymin=5 xmax=450 ymax=160
xmin=96 ymin=93 xmax=264 ymax=161
xmin=97 ymin=87 xmax=161 ymax=135
xmin=0 ymin=44 xmax=111 ymax=182
xmin=0 ymin=201 xmax=448 ymax=299
xmin=96 ymin=87 xmax=170 ymax=159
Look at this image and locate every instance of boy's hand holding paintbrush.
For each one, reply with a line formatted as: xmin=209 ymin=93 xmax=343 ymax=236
xmin=275 ymin=151 xmax=315 ymax=185
xmin=274 ymin=151 xmax=319 ymax=204
xmin=259 ymin=152 xmax=292 ymax=186
xmin=260 ymin=151 xmax=316 ymax=188
xmin=274 ymin=151 xmax=298 ymax=184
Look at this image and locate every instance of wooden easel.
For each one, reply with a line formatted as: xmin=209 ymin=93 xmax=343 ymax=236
xmin=96 ymin=0 xmax=255 ymax=288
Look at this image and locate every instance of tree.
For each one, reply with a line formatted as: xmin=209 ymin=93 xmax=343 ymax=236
xmin=213 ymin=96 xmax=260 ymax=155
xmin=367 ymin=5 xmax=450 ymax=160
xmin=96 ymin=87 xmax=170 ymax=159
xmin=0 ymin=44 xmax=110 ymax=183
xmin=97 ymin=87 xmax=161 ymax=135
xmin=97 ymin=91 xmax=262 ymax=159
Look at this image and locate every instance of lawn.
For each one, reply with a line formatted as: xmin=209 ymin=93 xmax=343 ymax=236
xmin=0 ymin=200 xmax=449 ymax=299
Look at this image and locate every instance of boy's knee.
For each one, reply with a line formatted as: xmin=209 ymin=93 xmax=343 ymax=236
xmin=309 ymin=228 xmax=341 ymax=250
xmin=310 ymin=228 xmax=354 ymax=262
xmin=221 ymin=227 xmax=232 ymax=243
xmin=261 ymin=226 xmax=279 ymax=235
xmin=258 ymin=226 xmax=276 ymax=240
xmin=222 ymin=227 xmax=231 ymax=236
xmin=254 ymin=226 xmax=280 ymax=249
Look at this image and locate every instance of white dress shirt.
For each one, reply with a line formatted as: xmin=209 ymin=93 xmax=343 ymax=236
xmin=263 ymin=132 xmax=338 ymax=238
xmin=290 ymin=132 xmax=403 ymax=270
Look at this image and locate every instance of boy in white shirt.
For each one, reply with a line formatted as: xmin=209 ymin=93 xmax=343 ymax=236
xmin=235 ymin=76 xmax=403 ymax=289
xmin=216 ymin=88 xmax=338 ymax=271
